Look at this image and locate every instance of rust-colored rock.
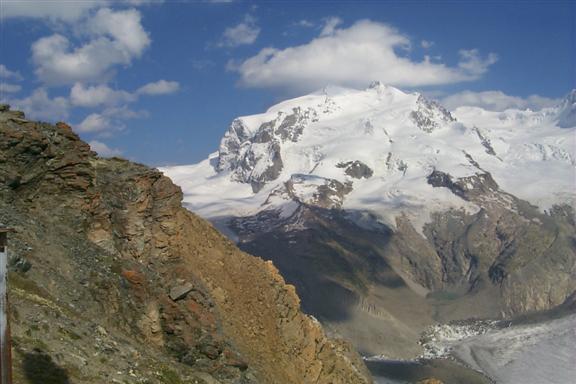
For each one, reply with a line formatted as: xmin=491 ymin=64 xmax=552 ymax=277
xmin=121 ymin=270 xmax=145 ymax=285
xmin=0 ymin=108 xmax=373 ymax=384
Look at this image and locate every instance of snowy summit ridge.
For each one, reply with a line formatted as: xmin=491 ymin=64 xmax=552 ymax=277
xmin=163 ymin=84 xmax=576 ymax=232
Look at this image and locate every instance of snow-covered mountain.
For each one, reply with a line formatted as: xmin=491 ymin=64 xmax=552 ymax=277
xmin=162 ymin=84 xmax=576 ymax=358
xmin=164 ymin=83 xmax=574 ymax=231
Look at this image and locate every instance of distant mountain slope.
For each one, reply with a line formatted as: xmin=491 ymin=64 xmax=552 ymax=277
xmin=0 ymin=105 xmax=372 ymax=384
xmin=163 ymin=84 xmax=576 ymax=357
xmin=165 ymin=83 xmax=574 ymax=224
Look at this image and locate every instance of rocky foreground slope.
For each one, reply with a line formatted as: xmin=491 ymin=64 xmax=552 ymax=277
xmin=0 ymin=105 xmax=372 ymax=384
xmin=164 ymin=84 xmax=576 ymax=357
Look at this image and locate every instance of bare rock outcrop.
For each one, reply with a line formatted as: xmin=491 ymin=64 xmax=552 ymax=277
xmin=0 ymin=106 xmax=372 ymax=384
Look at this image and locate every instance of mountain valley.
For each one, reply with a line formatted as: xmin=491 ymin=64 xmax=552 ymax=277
xmin=164 ymin=84 xmax=576 ymax=360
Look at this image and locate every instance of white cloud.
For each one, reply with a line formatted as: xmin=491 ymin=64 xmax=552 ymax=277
xmin=122 ymin=0 xmax=164 ymax=5
xmin=441 ymin=90 xmax=560 ymax=111
xmin=70 ymin=83 xmax=135 ymax=107
xmin=88 ymin=7 xmax=150 ymax=56
xmin=457 ymin=49 xmax=498 ymax=77
xmin=0 ymin=1 xmax=105 ymax=22
xmin=77 ymin=112 xmax=114 ymax=133
xmin=0 ymin=83 xmax=22 ymax=93
xmin=0 ymin=1 xmax=162 ymax=21
xmin=231 ymin=20 xmax=498 ymax=92
xmin=0 ymin=64 xmax=23 ymax=80
xmin=295 ymin=20 xmax=315 ymax=28
xmin=89 ymin=140 xmax=122 ymax=157
xmin=76 ymin=105 xmax=147 ymax=135
xmin=220 ymin=14 xmax=260 ymax=47
xmin=136 ymin=80 xmax=180 ymax=95
xmin=70 ymin=80 xmax=179 ymax=108
xmin=421 ymin=40 xmax=434 ymax=49
xmin=31 ymin=8 xmax=150 ymax=85
xmin=320 ymin=17 xmax=342 ymax=37
xmin=4 ymin=88 xmax=69 ymax=121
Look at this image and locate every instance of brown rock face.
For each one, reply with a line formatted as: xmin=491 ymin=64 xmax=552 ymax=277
xmin=0 ymin=107 xmax=372 ymax=384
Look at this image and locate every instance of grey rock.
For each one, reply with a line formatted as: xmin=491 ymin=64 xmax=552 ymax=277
xmin=250 ymin=142 xmax=283 ymax=192
xmin=427 ymin=170 xmax=499 ymax=201
xmin=217 ymin=119 xmax=251 ymax=172
xmin=285 ymin=174 xmax=352 ymax=209
xmin=8 ymin=253 xmax=32 ymax=273
xmin=336 ymin=160 xmax=373 ymax=179
xmin=169 ymin=282 xmax=194 ymax=301
xmin=275 ymin=107 xmax=315 ymax=142
xmin=473 ymin=126 xmax=497 ymax=156
xmin=216 ymin=107 xmax=318 ymax=191
xmin=410 ymin=95 xmax=455 ymax=133
xmin=193 ymin=372 xmax=223 ymax=384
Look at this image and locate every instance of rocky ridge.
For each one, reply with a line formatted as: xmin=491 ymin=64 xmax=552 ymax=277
xmin=0 ymin=105 xmax=372 ymax=384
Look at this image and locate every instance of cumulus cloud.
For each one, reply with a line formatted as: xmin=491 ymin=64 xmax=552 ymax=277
xmin=0 ymin=64 xmax=23 ymax=80
xmin=220 ymin=14 xmax=260 ymax=47
xmin=70 ymin=83 xmax=135 ymax=107
xmin=457 ymin=49 xmax=498 ymax=77
xmin=76 ymin=104 xmax=147 ymax=136
xmin=136 ymin=80 xmax=180 ymax=95
xmin=441 ymin=90 xmax=560 ymax=111
xmin=87 ymin=7 xmax=151 ymax=56
xmin=122 ymin=0 xmax=164 ymax=5
xmin=31 ymin=8 xmax=150 ymax=85
xmin=320 ymin=17 xmax=342 ymax=37
xmin=0 ymin=0 xmax=105 ymax=22
xmin=89 ymin=140 xmax=122 ymax=157
xmin=231 ymin=20 xmax=498 ymax=92
xmin=4 ymin=88 xmax=69 ymax=121
xmin=78 ymin=113 xmax=114 ymax=133
xmin=0 ymin=0 xmax=162 ymax=21
xmin=69 ymin=80 xmax=179 ymax=109
xmin=3 ymin=78 xmax=166 ymax=130
xmin=0 ymin=83 xmax=22 ymax=93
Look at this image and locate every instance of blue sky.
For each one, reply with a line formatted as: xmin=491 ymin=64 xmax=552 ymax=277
xmin=0 ymin=0 xmax=574 ymax=165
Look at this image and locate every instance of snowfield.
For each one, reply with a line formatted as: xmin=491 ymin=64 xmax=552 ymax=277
xmin=449 ymin=315 xmax=576 ymax=384
xmin=162 ymin=84 xmax=575 ymax=234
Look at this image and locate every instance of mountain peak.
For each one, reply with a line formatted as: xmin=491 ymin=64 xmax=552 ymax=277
xmin=557 ymin=89 xmax=576 ymax=128
xmin=366 ymin=81 xmax=405 ymax=95
xmin=164 ymin=84 xmax=575 ymax=228
xmin=368 ymin=80 xmax=385 ymax=89
xmin=564 ymin=89 xmax=576 ymax=103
